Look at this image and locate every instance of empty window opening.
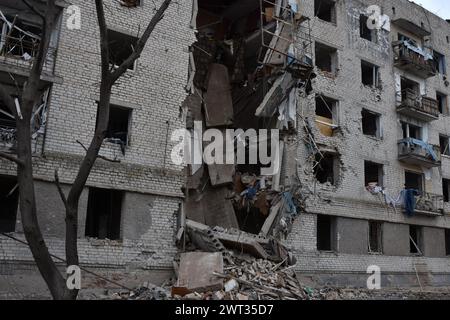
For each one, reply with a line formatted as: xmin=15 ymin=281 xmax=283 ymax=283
xmin=447 ymin=36 xmax=450 ymax=44
xmin=405 ymin=171 xmax=424 ymax=192
xmin=314 ymin=152 xmax=339 ymax=185
xmin=368 ymin=221 xmax=382 ymax=253
xmin=0 ymin=176 xmax=18 ymax=233
xmin=361 ymin=109 xmax=380 ymax=138
xmin=398 ymin=33 xmax=417 ymax=46
xmin=409 ymin=225 xmax=423 ymax=255
xmin=443 ymin=179 xmax=450 ymax=203
xmin=437 ymin=92 xmax=448 ymax=115
xmin=107 ymin=29 xmax=138 ymax=70
xmin=0 ymin=100 xmax=15 ymax=130
xmin=392 ymin=7 xmax=396 ymax=15
xmin=401 ymin=122 xmax=422 ymax=140
xmin=434 ymin=51 xmax=446 ymax=75
xmin=314 ymin=0 xmax=336 ymax=24
xmin=85 ymin=188 xmax=123 ymax=240
xmin=364 ymin=161 xmax=384 ymax=187
xmin=97 ymin=104 xmax=132 ymax=148
xmin=315 ymin=42 xmax=337 ymax=74
xmin=315 ymin=95 xmax=337 ymax=136
xmin=317 ymin=214 xmax=335 ymax=251
xmin=315 ymin=95 xmax=336 ymax=120
xmin=361 ymin=60 xmax=379 ymax=87
xmin=446 ymin=229 xmax=450 ymax=256
xmin=440 ymin=135 xmax=450 ymax=156
xmin=401 ymin=77 xmax=420 ymax=101
xmin=360 ymin=14 xmax=377 ymax=42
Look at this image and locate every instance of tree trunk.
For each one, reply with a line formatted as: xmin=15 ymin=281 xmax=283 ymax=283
xmin=16 ymin=114 xmax=67 ymax=299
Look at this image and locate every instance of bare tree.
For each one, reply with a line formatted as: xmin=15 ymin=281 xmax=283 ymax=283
xmin=0 ymin=0 xmax=172 ymax=299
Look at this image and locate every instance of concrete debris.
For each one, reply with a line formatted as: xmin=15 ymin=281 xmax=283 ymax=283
xmin=117 ymin=255 xmax=308 ymax=300
xmin=173 ymin=252 xmax=224 ymax=294
xmin=224 ymin=279 xmax=239 ymax=292
xmin=203 ymin=63 xmax=234 ymax=127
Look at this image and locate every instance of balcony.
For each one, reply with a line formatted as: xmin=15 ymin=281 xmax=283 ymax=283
xmin=393 ymin=41 xmax=436 ymax=79
xmin=396 ymin=88 xmax=439 ymax=121
xmin=398 ymin=138 xmax=441 ymax=168
xmin=407 ymin=193 xmax=444 ymax=217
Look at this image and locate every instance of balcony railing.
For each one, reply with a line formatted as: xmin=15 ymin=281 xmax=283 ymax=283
xmin=398 ymin=138 xmax=441 ymax=168
xmin=411 ymin=192 xmax=444 ymax=216
xmin=397 ymin=88 xmax=439 ymax=121
xmin=393 ymin=41 xmax=436 ymax=78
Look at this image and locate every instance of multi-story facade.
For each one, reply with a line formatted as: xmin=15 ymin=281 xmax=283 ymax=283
xmin=287 ymin=0 xmax=450 ymax=287
xmin=1 ymin=0 xmax=450 ymax=298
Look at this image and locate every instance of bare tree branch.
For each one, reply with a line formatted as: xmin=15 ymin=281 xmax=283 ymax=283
xmin=0 ymin=152 xmax=25 ymax=166
xmin=94 ymin=0 xmax=111 ymax=80
xmin=76 ymin=139 xmax=120 ymax=163
xmin=54 ymin=170 xmax=68 ymax=207
xmin=110 ymin=0 xmax=172 ymax=82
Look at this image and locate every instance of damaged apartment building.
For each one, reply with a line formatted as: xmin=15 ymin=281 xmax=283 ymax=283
xmin=182 ymin=0 xmax=450 ymax=289
xmin=2 ymin=0 xmax=450 ymax=297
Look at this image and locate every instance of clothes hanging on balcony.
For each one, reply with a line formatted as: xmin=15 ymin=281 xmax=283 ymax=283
xmin=404 ymin=189 xmax=420 ymax=217
xmin=384 ymin=189 xmax=405 ymax=209
xmin=402 ymin=138 xmax=438 ymax=161
xmin=402 ymin=40 xmax=433 ymax=61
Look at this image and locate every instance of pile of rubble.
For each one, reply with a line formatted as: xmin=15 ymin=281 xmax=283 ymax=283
xmin=111 ymin=252 xmax=307 ymax=301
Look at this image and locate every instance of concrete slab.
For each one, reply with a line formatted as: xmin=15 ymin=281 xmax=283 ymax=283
xmin=176 ymin=252 xmax=224 ymax=294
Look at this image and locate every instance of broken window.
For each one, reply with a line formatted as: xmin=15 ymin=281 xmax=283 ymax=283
xmin=443 ymin=179 xmax=450 ymax=203
xmin=315 ymin=42 xmax=337 ymax=74
xmin=314 ymin=152 xmax=339 ymax=185
xmin=119 ymin=0 xmax=141 ymax=7
xmin=315 ymin=95 xmax=337 ymax=136
xmin=440 ymin=135 xmax=450 ymax=156
xmin=0 ymin=13 xmax=42 ymax=60
xmin=85 ymin=187 xmax=123 ymax=240
xmin=317 ymin=214 xmax=335 ymax=251
xmin=401 ymin=77 xmax=420 ymax=101
xmin=368 ymin=221 xmax=382 ymax=253
xmin=401 ymin=122 xmax=422 ymax=140
xmin=361 ymin=109 xmax=381 ymax=138
xmin=0 ymin=175 xmax=19 ymax=233
xmin=360 ymin=14 xmax=377 ymax=42
xmin=398 ymin=33 xmax=417 ymax=46
xmin=405 ymin=171 xmax=424 ymax=192
xmin=437 ymin=92 xmax=448 ymax=115
xmin=364 ymin=161 xmax=383 ymax=187
xmin=97 ymin=104 xmax=132 ymax=147
xmin=107 ymin=29 xmax=138 ymax=70
xmin=0 ymin=98 xmax=16 ymax=145
xmin=361 ymin=60 xmax=380 ymax=87
xmin=433 ymin=51 xmax=446 ymax=75
xmin=409 ymin=225 xmax=423 ymax=255
xmin=446 ymin=229 xmax=450 ymax=256
xmin=314 ymin=0 xmax=336 ymax=24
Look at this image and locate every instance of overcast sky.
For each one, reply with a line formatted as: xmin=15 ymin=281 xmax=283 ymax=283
xmin=414 ymin=0 xmax=450 ymax=19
